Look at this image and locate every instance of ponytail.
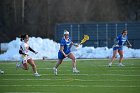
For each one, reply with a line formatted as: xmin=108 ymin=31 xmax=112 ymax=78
xmin=121 ymin=30 xmax=127 ymax=34
xmin=20 ymin=34 xmax=27 ymax=41
xmin=20 ymin=35 xmax=24 ymax=41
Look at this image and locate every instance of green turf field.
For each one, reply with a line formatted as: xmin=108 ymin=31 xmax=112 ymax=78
xmin=0 ymin=59 xmax=140 ymax=93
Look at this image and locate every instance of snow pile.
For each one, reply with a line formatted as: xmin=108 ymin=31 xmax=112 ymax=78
xmin=0 ymin=37 xmax=59 ymax=61
xmin=0 ymin=37 xmax=140 ymax=61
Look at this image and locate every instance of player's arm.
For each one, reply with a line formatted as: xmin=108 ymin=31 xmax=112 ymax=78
xmin=29 ymin=47 xmax=38 ymax=54
xmin=19 ymin=46 xmax=27 ymax=55
xmin=112 ymin=39 xmax=119 ymax=48
xmin=73 ymin=42 xmax=80 ymax=47
xmin=114 ymin=39 xmax=119 ymax=45
xmin=60 ymin=39 xmax=67 ymax=57
xmin=60 ymin=46 xmax=67 ymax=57
xmin=19 ymin=50 xmax=27 ymax=55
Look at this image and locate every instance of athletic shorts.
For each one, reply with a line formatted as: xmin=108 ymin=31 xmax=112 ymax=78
xmin=58 ymin=51 xmax=71 ymax=59
xmin=20 ymin=55 xmax=31 ymax=64
xmin=113 ymin=46 xmax=123 ymax=51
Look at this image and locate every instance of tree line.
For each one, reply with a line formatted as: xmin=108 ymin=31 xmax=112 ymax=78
xmin=0 ymin=0 xmax=140 ymax=42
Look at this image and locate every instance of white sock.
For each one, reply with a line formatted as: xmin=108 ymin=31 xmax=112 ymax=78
xmin=73 ymin=67 xmax=77 ymax=70
xmin=53 ymin=67 xmax=57 ymax=69
xmin=109 ymin=62 xmax=112 ymax=64
xmin=34 ymin=72 xmax=38 ymax=74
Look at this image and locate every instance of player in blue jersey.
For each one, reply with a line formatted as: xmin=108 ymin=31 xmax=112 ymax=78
xmin=53 ymin=30 xmax=79 ymax=75
xmin=109 ymin=30 xmax=132 ymax=67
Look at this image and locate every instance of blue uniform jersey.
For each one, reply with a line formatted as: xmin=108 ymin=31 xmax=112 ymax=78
xmin=60 ymin=37 xmax=72 ymax=54
xmin=58 ymin=37 xmax=72 ymax=59
xmin=113 ymin=34 xmax=128 ymax=50
xmin=116 ymin=34 xmax=128 ymax=46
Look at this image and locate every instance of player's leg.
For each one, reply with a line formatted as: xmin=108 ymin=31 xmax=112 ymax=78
xmin=22 ymin=62 xmax=29 ymax=70
xmin=19 ymin=59 xmax=29 ymax=70
xmin=27 ymin=58 xmax=41 ymax=76
xmin=17 ymin=57 xmax=30 ymax=70
xmin=55 ymin=51 xmax=64 ymax=68
xmin=16 ymin=57 xmax=25 ymax=69
xmin=108 ymin=49 xmax=118 ymax=67
xmin=54 ymin=59 xmax=63 ymax=69
xmin=118 ymin=50 xmax=125 ymax=66
xmin=53 ymin=59 xmax=63 ymax=75
xmin=68 ymin=53 xmax=79 ymax=73
xmin=53 ymin=52 xmax=64 ymax=75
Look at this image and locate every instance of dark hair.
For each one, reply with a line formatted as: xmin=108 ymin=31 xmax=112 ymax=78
xmin=20 ymin=34 xmax=28 ymax=41
xmin=121 ymin=30 xmax=127 ymax=34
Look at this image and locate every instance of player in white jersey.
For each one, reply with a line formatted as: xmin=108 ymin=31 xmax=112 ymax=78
xmin=17 ymin=34 xmax=41 ymax=77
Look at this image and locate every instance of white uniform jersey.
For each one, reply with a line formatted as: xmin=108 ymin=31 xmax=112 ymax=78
xmin=20 ymin=42 xmax=31 ymax=64
xmin=20 ymin=42 xmax=29 ymax=55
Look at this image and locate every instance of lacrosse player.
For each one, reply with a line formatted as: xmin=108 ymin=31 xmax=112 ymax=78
xmin=17 ymin=34 xmax=41 ymax=77
xmin=53 ymin=30 xmax=79 ymax=75
xmin=109 ymin=30 xmax=132 ymax=67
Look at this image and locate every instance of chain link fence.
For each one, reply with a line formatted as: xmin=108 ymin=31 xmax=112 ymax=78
xmin=55 ymin=22 xmax=140 ymax=49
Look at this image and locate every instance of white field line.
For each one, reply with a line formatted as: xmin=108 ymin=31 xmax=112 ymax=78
xmin=2 ymin=74 xmax=88 ymax=76
xmin=4 ymin=92 xmax=45 ymax=93
xmin=48 ymin=69 xmax=139 ymax=72
xmin=1 ymin=78 xmax=140 ymax=82
xmin=0 ymin=85 xmax=139 ymax=88
xmin=2 ymin=66 xmax=140 ymax=69
xmin=109 ymin=67 xmax=140 ymax=68
xmin=3 ymin=74 xmax=140 ymax=76
xmin=65 ymin=70 xmax=138 ymax=72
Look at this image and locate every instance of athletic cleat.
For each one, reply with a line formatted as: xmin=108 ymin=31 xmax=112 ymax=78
xmin=118 ymin=63 xmax=125 ymax=67
xmin=0 ymin=70 xmax=4 ymax=74
xmin=53 ymin=67 xmax=57 ymax=75
xmin=108 ymin=62 xmax=112 ymax=67
xmin=73 ymin=69 xmax=80 ymax=73
xmin=34 ymin=73 xmax=41 ymax=77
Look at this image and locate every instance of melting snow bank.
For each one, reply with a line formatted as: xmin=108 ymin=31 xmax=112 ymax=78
xmin=0 ymin=37 xmax=140 ymax=61
xmin=73 ymin=47 xmax=140 ymax=59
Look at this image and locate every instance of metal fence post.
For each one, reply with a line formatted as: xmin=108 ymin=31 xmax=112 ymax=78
xmin=96 ymin=24 xmax=99 ymax=47
xmin=115 ymin=24 xmax=118 ymax=37
xmin=70 ymin=25 xmax=73 ymax=40
xmin=78 ymin=24 xmax=80 ymax=43
xmin=0 ymin=43 xmax=1 ymax=54
xmin=125 ymin=23 xmax=127 ymax=30
xmin=106 ymin=24 xmax=108 ymax=47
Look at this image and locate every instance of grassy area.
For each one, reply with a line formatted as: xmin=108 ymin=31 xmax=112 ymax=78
xmin=0 ymin=59 xmax=140 ymax=93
